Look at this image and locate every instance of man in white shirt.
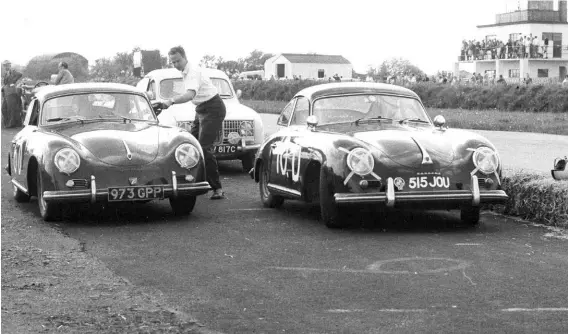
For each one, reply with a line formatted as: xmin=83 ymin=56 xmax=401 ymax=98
xmin=163 ymin=46 xmax=227 ymax=199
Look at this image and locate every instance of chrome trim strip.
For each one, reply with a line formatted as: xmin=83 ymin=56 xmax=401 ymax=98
xmin=411 ymin=137 xmax=433 ymax=165
xmin=267 ymin=183 xmax=302 ymax=198
xmin=471 ymin=175 xmax=480 ymax=206
xmin=122 ymin=139 xmax=133 ymax=160
xmin=11 ymin=179 xmax=29 ymax=194
xmin=386 ymin=177 xmax=395 ymax=208
xmin=90 ymin=175 xmax=96 ymax=203
xmin=172 ymin=171 xmax=178 ymax=198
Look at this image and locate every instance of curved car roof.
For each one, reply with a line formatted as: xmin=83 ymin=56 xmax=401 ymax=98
xmin=34 ymin=83 xmax=145 ymax=101
xmin=144 ymin=67 xmax=230 ymax=81
xmin=295 ymin=82 xmax=420 ymax=100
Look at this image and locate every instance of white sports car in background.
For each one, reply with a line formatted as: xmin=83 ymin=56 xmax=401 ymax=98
xmin=137 ymin=68 xmax=264 ymax=172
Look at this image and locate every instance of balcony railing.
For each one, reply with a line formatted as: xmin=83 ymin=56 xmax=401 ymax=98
xmin=458 ymin=44 xmax=567 ymax=61
xmin=495 ymin=10 xmax=562 ymax=24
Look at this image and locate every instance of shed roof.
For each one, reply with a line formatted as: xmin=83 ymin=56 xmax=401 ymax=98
xmin=280 ymin=53 xmax=351 ymax=64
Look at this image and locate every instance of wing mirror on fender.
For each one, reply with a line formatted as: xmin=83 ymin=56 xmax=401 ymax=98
xmin=306 ymin=115 xmax=318 ymax=131
xmin=151 ymin=101 xmax=164 ymax=116
xmin=433 ymin=115 xmax=446 ymax=130
xmin=146 ymin=91 xmax=155 ymax=100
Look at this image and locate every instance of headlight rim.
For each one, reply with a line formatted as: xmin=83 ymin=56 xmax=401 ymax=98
xmin=54 ymin=147 xmax=81 ymax=175
xmin=175 ymin=143 xmax=200 ymax=169
xmin=472 ymin=146 xmax=499 ymax=175
xmin=346 ymin=147 xmax=375 ymax=176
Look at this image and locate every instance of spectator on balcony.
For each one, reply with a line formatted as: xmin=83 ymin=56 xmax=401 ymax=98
xmin=523 ymin=74 xmax=533 ymax=85
xmin=524 ymin=36 xmax=531 ymax=58
xmin=544 ymin=37 xmax=549 ymax=58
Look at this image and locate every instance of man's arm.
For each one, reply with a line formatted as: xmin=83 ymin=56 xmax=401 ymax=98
xmin=54 ymin=71 xmax=63 ymax=85
xmin=167 ymin=89 xmax=196 ymax=106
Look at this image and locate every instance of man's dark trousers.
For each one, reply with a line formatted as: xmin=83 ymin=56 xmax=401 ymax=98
xmin=190 ymin=94 xmax=226 ymax=190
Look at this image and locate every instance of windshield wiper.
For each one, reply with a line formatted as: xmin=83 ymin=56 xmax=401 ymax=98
xmin=219 ymin=94 xmax=233 ymax=98
xmin=353 ymin=116 xmax=392 ymax=125
xmin=398 ymin=118 xmax=430 ymax=124
xmin=46 ymin=116 xmax=85 ymax=124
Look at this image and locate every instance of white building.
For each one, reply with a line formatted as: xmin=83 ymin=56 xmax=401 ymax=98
xmin=263 ymin=53 xmax=353 ymax=80
xmin=456 ymin=0 xmax=568 ymax=82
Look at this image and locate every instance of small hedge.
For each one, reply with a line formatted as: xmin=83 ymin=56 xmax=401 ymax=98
xmin=233 ymin=80 xmax=568 ymax=113
xmin=499 ymin=171 xmax=568 ymax=227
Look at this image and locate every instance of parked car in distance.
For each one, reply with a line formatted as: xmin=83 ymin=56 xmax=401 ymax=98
xmin=251 ymin=82 xmax=509 ymax=228
xmin=137 ymin=68 xmax=264 ymax=172
xmin=6 ymin=83 xmax=211 ymax=221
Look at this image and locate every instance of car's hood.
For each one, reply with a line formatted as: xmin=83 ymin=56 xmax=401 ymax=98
xmin=158 ymin=98 xmax=256 ymax=122
xmin=351 ymin=127 xmax=456 ymax=168
xmin=49 ymin=122 xmax=160 ymax=166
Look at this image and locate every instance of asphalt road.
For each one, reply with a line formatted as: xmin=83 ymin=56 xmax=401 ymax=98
xmin=2 ymin=124 xmax=568 ymax=333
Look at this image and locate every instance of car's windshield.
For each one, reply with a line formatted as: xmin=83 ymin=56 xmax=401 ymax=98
xmin=159 ymin=78 xmax=233 ymax=99
xmin=312 ymin=94 xmax=429 ymax=126
xmin=41 ymin=93 xmax=155 ymax=125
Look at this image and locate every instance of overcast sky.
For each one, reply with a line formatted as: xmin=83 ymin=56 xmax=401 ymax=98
xmin=0 ymin=0 xmax=543 ymax=74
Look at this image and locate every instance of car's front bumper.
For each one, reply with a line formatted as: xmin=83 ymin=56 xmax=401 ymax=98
xmin=334 ymin=175 xmax=508 ymax=207
xmin=42 ymin=171 xmax=211 ymax=204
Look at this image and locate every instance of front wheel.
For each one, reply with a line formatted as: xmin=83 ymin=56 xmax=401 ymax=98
xmin=460 ymin=205 xmax=480 ymax=225
xmin=319 ymin=167 xmax=347 ymax=228
xmin=37 ymin=170 xmax=62 ymax=221
xmin=259 ymin=161 xmax=284 ymax=208
xmin=169 ymin=196 xmax=197 ymax=216
xmin=13 ymin=183 xmax=30 ymax=203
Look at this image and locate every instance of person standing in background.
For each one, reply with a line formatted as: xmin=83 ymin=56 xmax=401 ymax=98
xmin=54 ymin=62 xmax=74 ymax=85
xmin=1 ymin=60 xmax=23 ymax=128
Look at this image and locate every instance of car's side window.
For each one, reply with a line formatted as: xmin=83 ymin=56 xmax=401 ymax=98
xmin=27 ymin=100 xmax=39 ymax=126
xmin=289 ymin=97 xmax=309 ymax=126
xmin=277 ymin=101 xmax=295 ymax=127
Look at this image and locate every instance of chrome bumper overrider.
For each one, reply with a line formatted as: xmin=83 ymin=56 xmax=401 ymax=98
xmin=334 ymin=175 xmax=509 ymax=207
xmin=43 ymin=171 xmax=211 ymax=204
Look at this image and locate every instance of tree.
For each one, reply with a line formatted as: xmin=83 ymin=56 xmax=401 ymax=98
xmin=24 ymin=54 xmax=89 ymax=82
xmin=244 ymin=49 xmax=273 ymax=71
xmin=376 ymin=57 xmax=425 ymax=79
xmin=199 ymin=54 xmax=218 ymax=68
xmin=113 ymin=52 xmax=132 ymax=75
xmin=89 ymin=57 xmax=119 ymax=82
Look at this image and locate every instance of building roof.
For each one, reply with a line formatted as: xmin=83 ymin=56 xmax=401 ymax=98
xmin=280 ymin=53 xmax=351 ymax=64
xmin=294 ymin=82 xmax=420 ymax=101
xmin=144 ymin=67 xmax=230 ymax=81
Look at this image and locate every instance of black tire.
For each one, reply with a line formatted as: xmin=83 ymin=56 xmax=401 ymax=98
xmin=169 ymin=196 xmax=197 ymax=216
xmin=241 ymin=152 xmax=255 ymax=173
xmin=319 ymin=167 xmax=347 ymax=228
xmin=37 ymin=170 xmax=62 ymax=221
xmin=259 ymin=161 xmax=284 ymax=208
xmin=461 ymin=205 xmax=481 ymax=225
xmin=13 ymin=183 xmax=30 ymax=203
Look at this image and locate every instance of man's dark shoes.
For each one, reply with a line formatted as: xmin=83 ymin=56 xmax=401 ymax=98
xmin=210 ymin=189 xmax=225 ymax=200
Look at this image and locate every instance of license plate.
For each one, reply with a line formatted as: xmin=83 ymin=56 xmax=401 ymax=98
xmin=214 ymin=145 xmax=237 ymax=154
xmin=108 ymin=186 xmax=164 ymax=202
xmin=407 ymin=175 xmax=450 ymax=190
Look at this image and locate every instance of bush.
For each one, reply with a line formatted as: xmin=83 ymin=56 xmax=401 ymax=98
xmin=233 ymin=80 xmax=568 ymax=112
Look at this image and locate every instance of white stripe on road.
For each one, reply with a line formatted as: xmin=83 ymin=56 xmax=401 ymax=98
xmin=228 ymin=208 xmax=270 ymax=211
xmin=327 ymin=309 xmax=426 ymax=313
xmin=501 ymin=308 xmax=568 ymax=312
xmin=455 ymin=243 xmax=483 ymax=246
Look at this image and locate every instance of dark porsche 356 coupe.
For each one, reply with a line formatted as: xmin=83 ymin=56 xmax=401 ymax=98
xmin=252 ymin=82 xmax=509 ymax=228
xmin=6 ymin=83 xmax=211 ymax=221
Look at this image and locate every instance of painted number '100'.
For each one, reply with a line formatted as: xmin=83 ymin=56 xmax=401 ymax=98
xmin=408 ymin=176 xmax=450 ymax=189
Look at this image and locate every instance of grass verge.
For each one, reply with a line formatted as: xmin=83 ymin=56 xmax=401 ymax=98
xmin=241 ymin=100 xmax=568 ymax=136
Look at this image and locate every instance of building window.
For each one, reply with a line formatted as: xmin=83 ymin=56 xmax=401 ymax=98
xmin=485 ymin=35 xmax=496 ymax=42
xmin=509 ymin=69 xmax=520 ymax=78
xmin=509 ymin=33 xmax=521 ymax=42
xmin=318 ymin=69 xmax=325 ymax=78
xmin=537 ymin=69 xmax=549 ymax=77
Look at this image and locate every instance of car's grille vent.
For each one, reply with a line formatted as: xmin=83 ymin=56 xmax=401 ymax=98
xmin=478 ymin=178 xmax=486 ymax=188
xmin=70 ymin=179 xmax=89 ymax=189
xmin=177 ymin=120 xmax=254 ymax=145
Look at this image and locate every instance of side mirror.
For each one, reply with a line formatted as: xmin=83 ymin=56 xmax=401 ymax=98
xmin=306 ymin=115 xmax=318 ymax=130
xmin=236 ymin=89 xmax=242 ymax=99
xmin=146 ymin=91 xmax=155 ymax=100
xmin=433 ymin=115 xmax=446 ymax=129
xmin=151 ymin=101 xmax=164 ymax=116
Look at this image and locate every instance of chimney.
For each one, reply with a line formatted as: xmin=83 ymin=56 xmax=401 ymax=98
xmin=560 ymin=1 xmax=567 ymax=22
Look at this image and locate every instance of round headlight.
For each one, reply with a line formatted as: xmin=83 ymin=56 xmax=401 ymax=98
xmin=54 ymin=148 xmax=81 ymax=175
xmin=240 ymin=121 xmax=254 ymax=136
xmin=473 ymin=146 xmax=499 ymax=175
xmin=175 ymin=143 xmax=199 ymax=169
xmin=347 ymin=148 xmax=374 ymax=176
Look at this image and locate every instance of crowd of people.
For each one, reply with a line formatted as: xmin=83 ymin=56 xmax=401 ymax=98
xmin=460 ymin=34 xmax=554 ymax=61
